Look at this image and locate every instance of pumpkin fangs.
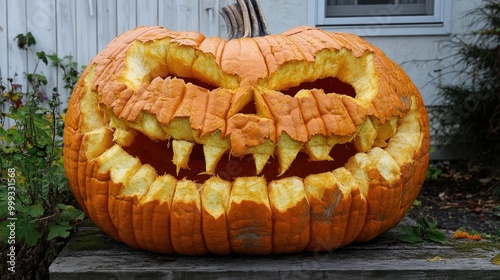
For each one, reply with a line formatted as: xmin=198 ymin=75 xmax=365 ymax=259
xmin=121 ymin=129 xmax=358 ymax=183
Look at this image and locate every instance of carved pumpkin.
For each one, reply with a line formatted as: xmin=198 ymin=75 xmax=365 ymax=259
xmin=63 ymin=0 xmax=429 ymax=255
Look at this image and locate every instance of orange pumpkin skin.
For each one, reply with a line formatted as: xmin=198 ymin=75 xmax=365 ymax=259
xmin=63 ymin=25 xmax=430 ymax=255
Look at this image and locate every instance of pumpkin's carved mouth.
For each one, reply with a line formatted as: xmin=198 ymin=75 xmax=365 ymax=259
xmin=122 ymin=130 xmax=357 ymax=182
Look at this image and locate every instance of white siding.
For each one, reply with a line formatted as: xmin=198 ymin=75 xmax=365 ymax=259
xmin=0 ymin=0 xmax=234 ymax=123
xmin=0 ymin=0 xmax=8 ymax=85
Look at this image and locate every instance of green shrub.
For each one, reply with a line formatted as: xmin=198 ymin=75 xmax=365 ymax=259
xmin=0 ymin=32 xmax=83 ymax=280
xmin=432 ymin=0 xmax=500 ymax=168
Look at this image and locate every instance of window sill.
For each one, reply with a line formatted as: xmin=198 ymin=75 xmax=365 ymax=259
xmin=315 ymin=23 xmax=451 ymax=37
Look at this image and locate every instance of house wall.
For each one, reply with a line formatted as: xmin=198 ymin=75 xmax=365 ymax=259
xmin=260 ymin=0 xmax=484 ymax=106
xmin=0 ymin=0 xmax=232 ymax=106
xmin=0 ymin=0 xmax=485 ymax=128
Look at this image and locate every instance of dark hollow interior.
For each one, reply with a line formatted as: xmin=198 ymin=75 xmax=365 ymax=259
xmin=177 ymin=76 xmax=356 ymax=98
xmin=123 ymin=131 xmax=357 ymax=183
xmin=281 ymin=77 xmax=356 ymax=98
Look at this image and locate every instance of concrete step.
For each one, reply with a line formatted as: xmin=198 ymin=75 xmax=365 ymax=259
xmin=49 ymin=218 xmax=500 ymax=280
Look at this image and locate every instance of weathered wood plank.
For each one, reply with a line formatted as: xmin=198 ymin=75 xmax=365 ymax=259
xmin=75 ymin=0 xmax=97 ymax=68
xmin=96 ymin=0 xmax=117 ymax=52
xmin=27 ymin=0 xmax=57 ymax=95
xmin=199 ymin=0 xmax=219 ymax=38
xmin=49 ymin=218 xmax=500 ymax=280
xmin=116 ymin=0 xmax=136 ymax=34
xmin=55 ymin=0 xmax=77 ymax=105
xmin=137 ymin=0 xmax=158 ymax=27
xmin=6 ymin=0 xmax=27 ymax=89
xmin=0 ymin=0 xmax=9 ymax=128
xmin=0 ymin=0 xmax=8 ymax=80
xmin=159 ymin=0 xmax=199 ymax=32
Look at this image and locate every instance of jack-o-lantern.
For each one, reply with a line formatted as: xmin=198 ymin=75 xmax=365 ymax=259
xmin=63 ymin=0 xmax=429 ymax=255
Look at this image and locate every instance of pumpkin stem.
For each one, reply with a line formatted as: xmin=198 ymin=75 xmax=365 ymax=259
xmin=219 ymin=0 xmax=270 ymax=40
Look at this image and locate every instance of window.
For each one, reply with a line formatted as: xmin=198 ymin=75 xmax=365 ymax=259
xmin=308 ymin=0 xmax=452 ymax=36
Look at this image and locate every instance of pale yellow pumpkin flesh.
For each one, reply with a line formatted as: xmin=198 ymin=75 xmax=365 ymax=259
xmin=63 ymin=23 xmax=430 ymax=255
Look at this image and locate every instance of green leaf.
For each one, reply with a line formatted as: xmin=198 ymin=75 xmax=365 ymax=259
xmin=397 ymin=225 xmax=424 ymax=244
xmin=59 ymin=204 xmax=85 ymax=221
xmin=398 ymin=233 xmax=423 ymax=244
xmin=48 ymin=53 xmax=61 ymax=66
xmin=0 ymin=220 xmax=13 ymax=243
xmin=17 ymin=218 xmax=41 ymax=246
xmin=27 ymin=203 xmax=44 ymax=218
xmin=36 ymin=51 xmax=48 ymax=65
xmin=428 ymin=230 xmax=449 ymax=244
xmin=417 ymin=217 xmax=437 ymax=230
xmin=412 ymin=199 xmax=422 ymax=207
xmin=32 ymin=113 xmax=53 ymax=127
xmin=47 ymin=221 xmax=72 ymax=240
xmin=26 ymin=32 xmax=36 ymax=47
xmin=14 ymin=33 xmax=36 ymax=49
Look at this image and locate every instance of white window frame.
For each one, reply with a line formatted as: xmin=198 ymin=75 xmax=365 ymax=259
xmin=308 ymin=0 xmax=453 ymax=36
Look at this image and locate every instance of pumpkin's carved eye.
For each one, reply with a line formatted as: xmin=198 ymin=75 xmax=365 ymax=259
xmin=281 ymin=77 xmax=357 ymax=98
xmin=170 ymin=76 xmax=218 ymax=92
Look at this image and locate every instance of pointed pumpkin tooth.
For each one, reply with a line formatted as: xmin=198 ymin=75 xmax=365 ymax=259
xmin=373 ymin=116 xmax=398 ymax=147
xmin=354 ymin=116 xmax=378 ymax=152
xmin=276 ymin=133 xmax=304 ymax=175
xmin=128 ymin=112 xmax=167 ymax=141
xmin=246 ymin=140 xmax=274 ymax=175
xmin=198 ymin=132 xmax=230 ymax=175
xmin=203 ymin=144 xmax=229 ymax=175
xmin=171 ymin=139 xmax=195 ymax=175
xmin=253 ymin=154 xmax=271 ymax=175
xmin=109 ymin=112 xmax=136 ymax=146
xmin=304 ymin=135 xmax=336 ymax=161
xmin=113 ymin=128 xmax=136 ymax=146
xmin=161 ymin=118 xmax=196 ymax=142
xmin=119 ymin=164 xmax=157 ymax=200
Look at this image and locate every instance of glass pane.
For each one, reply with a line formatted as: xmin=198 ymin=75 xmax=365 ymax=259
xmin=326 ymin=0 xmax=434 ymax=17
xmin=327 ymin=0 xmax=355 ymax=5
xmin=358 ymin=0 xmax=394 ymax=5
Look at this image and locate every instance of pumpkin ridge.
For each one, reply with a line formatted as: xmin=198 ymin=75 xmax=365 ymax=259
xmin=170 ymin=179 xmax=208 ymax=255
xmin=260 ymin=89 xmax=309 ymax=143
xmin=296 ymin=90 xmax=327 ymax=138
xmin=200 ymin=88 xmax=234 ymax=137
xmin=154 ymin=77 xmax=187 ymax=126
xmin=137 ymin=174 xmax=177 ymax=254
xmin=268 ymin=177 xmax=310 ymax=254
xmin=311 ymin=89 xmax=357 ymax=137
xmin=201 ymin=177 xmax=232 ymax=255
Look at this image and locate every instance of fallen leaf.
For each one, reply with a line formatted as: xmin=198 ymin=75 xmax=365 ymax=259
xmin=428 ymin=256 xmax=446 ymax=262
xmin=491 ymin=254 xmax=500 ymax=265
xmin=452 ymin=230 xmax=482 ymax=241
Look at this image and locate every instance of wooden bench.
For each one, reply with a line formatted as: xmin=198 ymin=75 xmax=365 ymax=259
xmin=49 ymin=218 xmax=499 ymax=279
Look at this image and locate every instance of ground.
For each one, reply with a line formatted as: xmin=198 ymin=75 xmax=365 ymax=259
xmin=407 ymin=160 xmax=500 ymax=238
